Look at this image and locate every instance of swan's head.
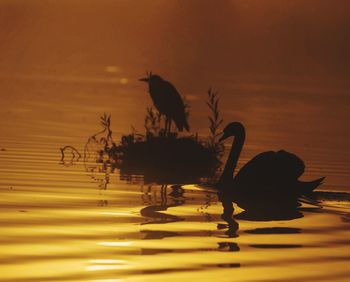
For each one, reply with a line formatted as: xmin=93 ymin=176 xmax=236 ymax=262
xmin=219 ymin=122 xmax=245 ymax=142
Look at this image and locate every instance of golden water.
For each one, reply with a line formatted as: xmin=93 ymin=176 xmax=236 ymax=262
xmin=1 ymin=1 xmax=350 ymax=281
xmin=1 ymin=71 xmax=350 ymax=281
xmin=1 ymin=113 xmax=350 ymax=282
xmin=1 ymin=69 xmax=350 ymax=281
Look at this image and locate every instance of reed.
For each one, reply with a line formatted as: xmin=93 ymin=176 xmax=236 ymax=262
xmin=60 ymin=89 xmax=225 ymax=184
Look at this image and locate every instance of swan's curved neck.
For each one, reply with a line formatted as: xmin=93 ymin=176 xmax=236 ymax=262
xmin=219 ymin=129 xmax=245 ymax=183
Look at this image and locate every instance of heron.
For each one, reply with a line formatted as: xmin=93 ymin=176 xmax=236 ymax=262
xmin=139 ymin=73 xmax=190 ymax=133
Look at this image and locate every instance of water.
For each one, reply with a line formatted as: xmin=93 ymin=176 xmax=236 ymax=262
xmin=1 ymin=1 xmax=350 ymax=281
xmin=0 ymin=80 xmax=349 ymax=281
xmin=1 ymin=147 xmax=350 ymax=282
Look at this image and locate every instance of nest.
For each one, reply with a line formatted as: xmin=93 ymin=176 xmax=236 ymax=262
xmin=61 ymin=89 xmax=224 ymax=184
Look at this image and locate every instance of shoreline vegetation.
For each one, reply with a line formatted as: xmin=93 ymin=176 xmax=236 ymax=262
xmin=60 ymin=89 xmax=224 ymax=184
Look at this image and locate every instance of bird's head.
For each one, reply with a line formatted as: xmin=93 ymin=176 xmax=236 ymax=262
xmin=139 ymin=72 xmax=162 ymax=84
xmin=219 ymin=122 xmax=245 ymax=142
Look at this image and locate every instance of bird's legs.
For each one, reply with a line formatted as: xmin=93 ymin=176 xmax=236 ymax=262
xmin=168 ymin=119 xmax=172 ymax=134
xmin=164 ymin=117 xmax=172 ymax=135
xmin=164 ymin=117 xmax=169 ymax=134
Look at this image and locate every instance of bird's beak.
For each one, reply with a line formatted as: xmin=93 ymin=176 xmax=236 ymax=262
xmin=139 ymin=77 xmax=149 ymax=82
xmin=218 ymin=132 xmax=229 ymax=143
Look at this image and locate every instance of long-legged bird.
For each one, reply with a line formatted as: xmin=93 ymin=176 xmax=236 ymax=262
xmin=139 ymin=73 xmax=190 ymax=133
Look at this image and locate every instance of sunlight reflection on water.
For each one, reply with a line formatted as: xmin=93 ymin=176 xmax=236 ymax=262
xmin=0 ymin=68 xmax=350 ymax=281
xmin=0 ymin=136 xmax=349 ymax=282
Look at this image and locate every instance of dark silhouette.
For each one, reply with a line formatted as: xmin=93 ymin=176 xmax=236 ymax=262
xmin=59 ymin=145 xmax=81 ymax=166
xmin=139 ymin=73 xmax=190 ymax=133
xmin=220 ymin=197 xmax=239 ymax=237
xmin=218 ymin=189 xmax=309 ymax=242
xmin=119 ymin=135 xmax=218 ymax=184
xmin=217 ymin=122 xmax=325 ymax=195
xmin=140 ymin=185 xmax=184 ymax=225
xmin=60 ymin=90 xmax=223 ymax=185
xmin=220 ymin=192 xmax=304 ymax=222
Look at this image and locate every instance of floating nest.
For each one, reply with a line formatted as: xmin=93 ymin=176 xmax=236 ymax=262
xmin=61 ymin=89 xmax=224 ymax=184
xmin=114 ymin=135 xmax=220 ymax=183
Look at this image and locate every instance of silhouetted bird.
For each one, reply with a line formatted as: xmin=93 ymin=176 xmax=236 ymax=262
xmin=217 ymin=122 xmax=325 ymax=195
xmin=139 ymin=73 xmax=190 ymax=133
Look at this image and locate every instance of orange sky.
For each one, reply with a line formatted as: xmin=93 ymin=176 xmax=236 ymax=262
xmin=0 ymin=0 xmax=349 ymax=83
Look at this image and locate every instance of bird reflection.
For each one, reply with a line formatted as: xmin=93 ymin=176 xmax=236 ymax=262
xmin=220 ymin=198 xmax=239 ymax=238
xmin=219 ymin=190 xmax=303 ymax=222
xmin=217 ymin=242 xmax=240 ymax=252
xmin=219 ymin=189 xmax=350 ymax=228
xmin=140 ymin=185 xmax=185 ymax=225
xmin=217 ymin=190 xmax=306 ymax=245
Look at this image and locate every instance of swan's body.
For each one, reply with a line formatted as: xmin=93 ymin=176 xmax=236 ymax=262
xmin=218 ymin=122 xmax=324 ymax=195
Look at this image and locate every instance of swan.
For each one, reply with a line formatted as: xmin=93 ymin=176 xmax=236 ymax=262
xmin=217 ymin=122 xmax=325 ymax=195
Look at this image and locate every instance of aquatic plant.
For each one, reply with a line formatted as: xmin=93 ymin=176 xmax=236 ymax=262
xmin=84 ymin=113 xmax=117 ymax=166
xmin=144 ymin=106 xmax=163 ymax=138
xmin=115 ymin=89 xmax=223 ymax=183
xmin=206 ymin=88 xmax=224 ymax=159
xmin=59 ymin=145 xmax=81 ymax=166
xmin=60 ymin=89 xmax=225 ymax=185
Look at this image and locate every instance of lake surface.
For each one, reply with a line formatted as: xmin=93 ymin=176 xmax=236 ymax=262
xmin=0 ymin=73 xmax=350 ymax=282
xmin=1 ymin=1 xmax=350 ymax=281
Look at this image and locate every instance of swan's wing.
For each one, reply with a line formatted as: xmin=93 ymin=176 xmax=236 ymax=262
xmin=161 ymin=80 xmax=186 ymax=113
xmin=275 ymin=150 xmax=305 ymax=180
xmin=234 ymin=151 xmax=277 ymax=185
xmin=234 ymin=150 xmax=305 ymax=189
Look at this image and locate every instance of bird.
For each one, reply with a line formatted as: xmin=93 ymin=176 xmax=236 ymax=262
xmin=139 ymin=73 xmax=190 ymax=133
xmin=217 ymin=122 xmax=325 ymax=196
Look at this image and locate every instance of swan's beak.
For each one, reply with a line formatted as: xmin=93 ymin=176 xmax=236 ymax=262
xmin=139 ymin=77 xmax=149 ymax=82
xmin=218 ymin=132 xmax=229 ymax=142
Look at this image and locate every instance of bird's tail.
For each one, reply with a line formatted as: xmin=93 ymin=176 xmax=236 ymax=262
xmin=175 ymin=118 xmax=190 ymax=132
xmin=182 ymin=120 xmax=190 ymax=132
xmin=297 ymin=177 xmax=325 ymax=194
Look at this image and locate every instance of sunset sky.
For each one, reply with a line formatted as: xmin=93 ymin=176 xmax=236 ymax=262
xmin=0 ymin=0 xmax=349 ymax=83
